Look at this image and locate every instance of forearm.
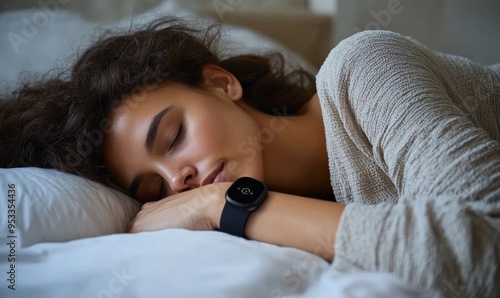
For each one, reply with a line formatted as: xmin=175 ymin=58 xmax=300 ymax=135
xmin=132 ymin=183 xmax=345 ymax=262
xmin=243 ymin=192 xmax=345 ymax=262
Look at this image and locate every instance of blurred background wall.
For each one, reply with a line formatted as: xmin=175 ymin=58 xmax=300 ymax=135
xmin=1 ymin=0 xmax=499 ymax=67
xmin=0 ymin=0 xmax=164 ymax=20
xmin=336 ymin=0 xmax=500 ymax=65
xmin=0 ymin=0 xmax=332 ymax=68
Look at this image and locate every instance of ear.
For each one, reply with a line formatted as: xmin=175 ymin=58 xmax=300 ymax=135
xmin=201 ymin=64 xmax=243 ymax=101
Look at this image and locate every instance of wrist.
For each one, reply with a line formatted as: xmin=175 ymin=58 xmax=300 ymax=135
xmin=206 ymin=182 xmax=231 ymax=229
xmin=219 ymin=177 xmax=268 ymax=238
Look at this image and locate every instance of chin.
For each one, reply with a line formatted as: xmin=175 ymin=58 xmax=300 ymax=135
xmin=224 ymin=160 xmax=264 ymax=182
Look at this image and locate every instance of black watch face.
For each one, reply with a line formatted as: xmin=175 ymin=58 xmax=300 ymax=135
xmin=226 ymin=177 xmax=267 ymax=207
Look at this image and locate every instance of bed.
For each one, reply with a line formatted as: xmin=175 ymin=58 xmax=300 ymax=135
xmin=0 ymin=1 xmax=437 ymax=297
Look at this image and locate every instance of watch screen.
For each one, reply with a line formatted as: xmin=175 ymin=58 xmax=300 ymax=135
xmin=226 ymin=177 xmax=267 ymax=205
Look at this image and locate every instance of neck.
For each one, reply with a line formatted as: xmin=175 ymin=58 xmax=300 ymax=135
xmin=239 ymin=94 xmax=333 ymax=200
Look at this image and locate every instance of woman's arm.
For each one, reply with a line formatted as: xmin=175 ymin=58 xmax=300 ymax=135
xmin=317 ymin=30 xmax=500 ymax=296
xmin=241 ymin=192 xmax=345 ymax=261
xmin=129 ymin=184 xmax=345 ymax=262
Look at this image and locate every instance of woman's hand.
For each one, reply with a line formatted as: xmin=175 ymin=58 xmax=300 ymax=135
xmin=127 ymin=182 xmax=231 ymax=233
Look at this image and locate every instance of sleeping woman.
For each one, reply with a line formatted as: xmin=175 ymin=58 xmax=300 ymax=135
xmin=1 ymin=18 xmax=499 ymax=297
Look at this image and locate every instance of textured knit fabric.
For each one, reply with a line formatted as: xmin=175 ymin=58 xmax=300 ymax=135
xmin=316 ymin=30 xmax=500 ymax=297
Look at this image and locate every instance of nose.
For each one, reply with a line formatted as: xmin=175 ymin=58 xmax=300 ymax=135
xmin=163 ymin=165 xmax=197 ymax=194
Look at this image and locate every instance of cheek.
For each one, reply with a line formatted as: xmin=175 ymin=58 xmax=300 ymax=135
xmin=189 ymin=105 xmax=259 ymax=162
xmin=192 ymin=119 xmax=229 ymax=153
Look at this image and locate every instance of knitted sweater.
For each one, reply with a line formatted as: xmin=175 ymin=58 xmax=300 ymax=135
xmin=316 ymin=30 xmax=500 ymax=297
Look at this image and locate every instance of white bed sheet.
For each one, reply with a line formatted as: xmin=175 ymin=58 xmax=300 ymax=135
xmin=0 ymin=229 xmax=434 ymax=298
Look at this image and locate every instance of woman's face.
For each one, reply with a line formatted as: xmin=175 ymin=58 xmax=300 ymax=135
xmin=104 ymin=68 xmax=264 ymax=202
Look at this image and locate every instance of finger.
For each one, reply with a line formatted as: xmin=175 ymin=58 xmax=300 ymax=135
xmin=126 ymin=219 xmax=136 ymax=233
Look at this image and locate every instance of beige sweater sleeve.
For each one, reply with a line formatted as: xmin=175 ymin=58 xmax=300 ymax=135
xmin=316 ymin=30 xmax=500 ymax=297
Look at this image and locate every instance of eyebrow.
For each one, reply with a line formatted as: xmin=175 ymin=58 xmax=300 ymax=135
xmin=146 ymin=105 xmax=173 ymax=153
xmin=129 ymin=105 xmax=173 ymax=197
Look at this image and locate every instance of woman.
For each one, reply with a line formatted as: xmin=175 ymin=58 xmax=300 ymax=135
xmin=1 ymin=18 xmax=499 ymax=296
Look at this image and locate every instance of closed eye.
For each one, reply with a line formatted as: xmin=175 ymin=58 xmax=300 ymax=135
xmin=157 ymin=177 xmax=165 ymax=200
xmin=170 ymin=123 xmax=185 ymax=151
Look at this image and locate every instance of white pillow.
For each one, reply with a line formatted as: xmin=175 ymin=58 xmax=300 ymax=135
xmin=0 ymin=168 xmax=140 ymax=247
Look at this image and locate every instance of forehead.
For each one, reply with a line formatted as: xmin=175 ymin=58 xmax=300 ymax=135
xmin=107 ymin=83 xmax=195 ymax=131
xmin=111 ymin=84 xmax=175 ymax=120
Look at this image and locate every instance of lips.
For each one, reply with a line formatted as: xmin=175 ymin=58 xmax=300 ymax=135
xmin=212 ymin=166 xmax=224 ymax=184
xmin=201 ymin=163 xmax=224 ymax=186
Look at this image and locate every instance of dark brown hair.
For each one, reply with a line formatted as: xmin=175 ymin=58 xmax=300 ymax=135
xmin=0 ymin=17 xmax=315 ymax=186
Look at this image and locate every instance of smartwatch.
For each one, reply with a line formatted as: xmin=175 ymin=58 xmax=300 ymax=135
xmin=219 ymin=177 xmax=268 ymax=238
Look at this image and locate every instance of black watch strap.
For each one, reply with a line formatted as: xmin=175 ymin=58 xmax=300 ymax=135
xmin=220 ymin=202 xmax=252 ymax=238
